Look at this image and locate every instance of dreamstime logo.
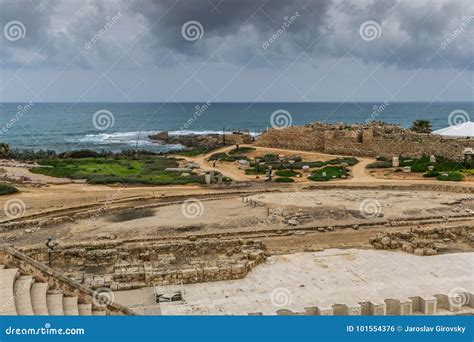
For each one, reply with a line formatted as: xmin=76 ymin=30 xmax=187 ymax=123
xmin=84 ymin=11 xmax=122 ymax=50
xmin=181 ymin=21 xmax=204 ymax=42
xmin=92 ymin=287 xmax=114 ymax=308
xmin=440 ymin=16 xmax=474 ymax=50
xmin=270 ymin=109 xmax=292 ymax=129
xmin=1 ymin=101 xmax=34 ymax=135
xmin=270 ymin=287 xmax=292 ymax=307
xmin=92 ymin=109 xmax=115 ymax=131
xmin=3 ymin=21 xmax=26 ymax=41
xmin=359 ymin=199 xmax=382 ymax=219
xmin=180 ymin=101 xmax=212 ymax=131
xmin=448 ymin=287 xmax=469 ymax=308
xmin=448 ymin=109 xmax=470 ymax=129
xmin=359 ymin=20 xmax=381 ymax=41
xmin=181 ymin=198 xmax=204 ymax=219
xmin=262 ymin=12 xmax=300 ymax=50
xmin=4 ymin=198 xmax=26 ymax=219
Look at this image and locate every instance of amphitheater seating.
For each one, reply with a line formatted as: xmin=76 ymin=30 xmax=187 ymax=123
xmin=0 ymin=265 xmax=112 ymax=316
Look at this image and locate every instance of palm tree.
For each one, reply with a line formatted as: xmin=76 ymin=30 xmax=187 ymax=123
xmin=411 ymin=120 xmax=432 ymax=133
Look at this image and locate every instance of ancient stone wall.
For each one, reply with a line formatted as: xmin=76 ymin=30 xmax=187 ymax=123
xmin=21 ymin=239 xmax=267 ymax=291
xmin=256 ymin=122 xmax=474 ymax=159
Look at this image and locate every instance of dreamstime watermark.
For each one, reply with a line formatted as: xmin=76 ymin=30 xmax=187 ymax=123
xmin=92 ymin=287 xmax=114 ymax=308
xmin=262 ymin=12 xmax=300 ymax=50
xmin=448 ymin=109 xmax=470 ymax=129
xmin=270 ymin=287 xmax=292 ymax=307
xmin=87 ymin=190 xmax=122 ymax=226
xmin=3 ymin=20 xmax=26 ymax=41
xmin=181 ymin=198 xmax=204 ymax=219
xmin=270 ymin=109 xmax=292 ymax=129
xmin=359 ymin=199 xmax=382 ymax=219
xmin=440 ymin=196 xmax=472 ymax=228
xmin=180 ymin=101 xmax=212 ymax=131
xmin=181 ymin=20 xmax=204 ymax=41
xmin=1 ymin=101 xmax=34 ymax=135
xmin=440 ymin=16 xmax=474 ymax=50
xmin=359 ymin=20 xmax=381 ymax=41
xmin=84 ymin=11 xmax=122 ymax=50
xmin=4 ymin=198 xmax=26 ymax=220
xmin=448 ymin=287 xmax=470 ymax=308
xmin=264 ymin=191 xmax=299 ymax=225
xmin=5 ymin=323 xmax=85 ymax=336
xmin=357 ymin=101 xmax=389 ymax=132
xmin=92 ymin=109 xmax=115 ymax=130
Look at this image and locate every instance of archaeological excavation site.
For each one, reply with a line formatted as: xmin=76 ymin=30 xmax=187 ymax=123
xmin=1 ymin=123 xmax=473 ymax=317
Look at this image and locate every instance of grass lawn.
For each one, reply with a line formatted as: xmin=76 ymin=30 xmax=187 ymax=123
xmin=30 ymin=156 xmax=204 ymax=185
xmin=309 ymin=166 xmax=348 ymax=181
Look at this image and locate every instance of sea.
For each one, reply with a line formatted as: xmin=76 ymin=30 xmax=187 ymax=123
xmin=0 ymin=102 xmax=472 ymax=153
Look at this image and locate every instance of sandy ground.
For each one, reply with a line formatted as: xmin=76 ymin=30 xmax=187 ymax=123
xmin=4 ymin=188 xmax=473 ymax=248
xmin=113 ymin=248 xmax=474 ymax=315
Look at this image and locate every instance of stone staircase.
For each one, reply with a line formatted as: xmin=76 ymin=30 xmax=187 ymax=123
xmin=0 ymin=246 xmax=135 ymax=316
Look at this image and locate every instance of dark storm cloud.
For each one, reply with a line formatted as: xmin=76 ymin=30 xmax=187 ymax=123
xmin=0 ymin=0 xmax=473 ymax=70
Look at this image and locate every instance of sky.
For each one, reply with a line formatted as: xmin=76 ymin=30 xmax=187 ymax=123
xmin=0 ymin=0 xmax=473 ymax=102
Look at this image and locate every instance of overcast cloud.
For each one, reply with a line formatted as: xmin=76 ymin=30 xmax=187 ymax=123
xmin=0 ymin=0 xmax=472 ymax=102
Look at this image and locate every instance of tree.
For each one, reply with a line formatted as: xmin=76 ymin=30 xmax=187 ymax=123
xmin=411 ymin=120 xmax=432 ymax=133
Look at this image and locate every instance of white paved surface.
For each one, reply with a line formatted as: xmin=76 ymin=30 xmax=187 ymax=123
xmin=113 ymin=249 xmax=474 ymax=315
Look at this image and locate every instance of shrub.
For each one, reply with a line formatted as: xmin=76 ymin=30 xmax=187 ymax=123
xmin=274 ymin=177 xmax=294 ymax=183
xmin=292 ymin=161 xmax=325 ymax=169
xmin=366 ymin=161 xmax=392 ymax=168
xmin=309 ymin=166 xmax=347 ymax=182
xmin=275 ymin=170 xmax=299 ymax=177
xmin=0 ymin=183 xmax=18 ymax=195
xmin=228 ymin=147 xmax=255 ymax=155
xmin=436 ymin=172 xmax=464 ymax=182
xmin=208 ymin=152 xmax=228 ymax=161
xmin=423 ymin=170 xmax=440 ymax=178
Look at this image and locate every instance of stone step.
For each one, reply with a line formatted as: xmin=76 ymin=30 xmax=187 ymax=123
xmin=14 ymin=276 xmax=35 ymax=315
xmin=46 ymin=291 xmax=64 ymax=316
xmin=0 ymin=267 xmax=19 ymax=315
xmin=78 ymin=303 xmax=92 ymax=315
xmin=63 ymin=297 xmax=79 ymax=315
xmin=31 ymin=282 xmax=49 ymax=315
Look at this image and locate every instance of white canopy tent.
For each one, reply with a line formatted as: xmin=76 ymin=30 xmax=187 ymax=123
xmin=432 ymin=121 xmax=474 ymax=138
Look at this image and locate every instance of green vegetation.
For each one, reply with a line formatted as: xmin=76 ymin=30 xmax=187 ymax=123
xmin=275 ymin=170 xmax=300 ymax=177
xmin=291 ymin=161 xmax=325 ymax=169
xmin=410 ymin=120 xmax=432 ymax=133
xmin=309 ymin=166 xmax=348 ymax=182
xmin=274 ymin=177 xmax=294 ymax=183
xmin=326 ymin=157 xmax=358 ymax=166
xmin=30 ymin=156 xmax=204 ymax=185
xmin=423 ymin=170 xmax=440 ymax=178
xmin=208 ymin=152 xmax=248 ymax=162
xmin=228 ymin=146 xmax=255 ymax=155
xmin=0 ymin=183 xmax=18 ymax=195
xmin=436 ymin=172 xmax=464 ymax=182
xmin=175 ymin=147 xmax=215 ymax=157
xmin=367 ymin=160 xmax=392 ymax=168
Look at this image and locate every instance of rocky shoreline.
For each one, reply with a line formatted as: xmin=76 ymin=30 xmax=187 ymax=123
xmin=149 ymin=131 xmax=253 ymax=149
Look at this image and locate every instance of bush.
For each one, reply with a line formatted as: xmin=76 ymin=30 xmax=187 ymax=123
xmin=423 ymin=170 xmax=440 ymax=178
xmin=436 ymin=172 xmax=464 ymax=182
xmin=275 ymin=170 xmax=299 ymax=177
xmin=292 ymin=161 xmax=325 ymax=169
xmin=274 ymin=177 xmax=294 ymax=183
xmin=228 ymin=147 xmax=255 ymax=155
xmin=309 ymin=166 xmax=347 ymax=182
xmin=0 ymin=183 xmax=18 ymax=195
xmin=208 ymin=152 xmax=228 ymax=161
xmin=366 ymin=161 xmax=392 ymax=168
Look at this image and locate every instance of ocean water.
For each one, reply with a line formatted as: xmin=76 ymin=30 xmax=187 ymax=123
xmin=0 ymin=102 xmax=472 ymax=153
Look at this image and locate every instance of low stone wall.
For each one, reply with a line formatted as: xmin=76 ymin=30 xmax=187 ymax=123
xmin=369 ymin=226 xmax=474 ymax=255
xmin=21 ymin=239 xmax=267 ymax=291
xmin=256 ymin=122 xmax=474 ymax=159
